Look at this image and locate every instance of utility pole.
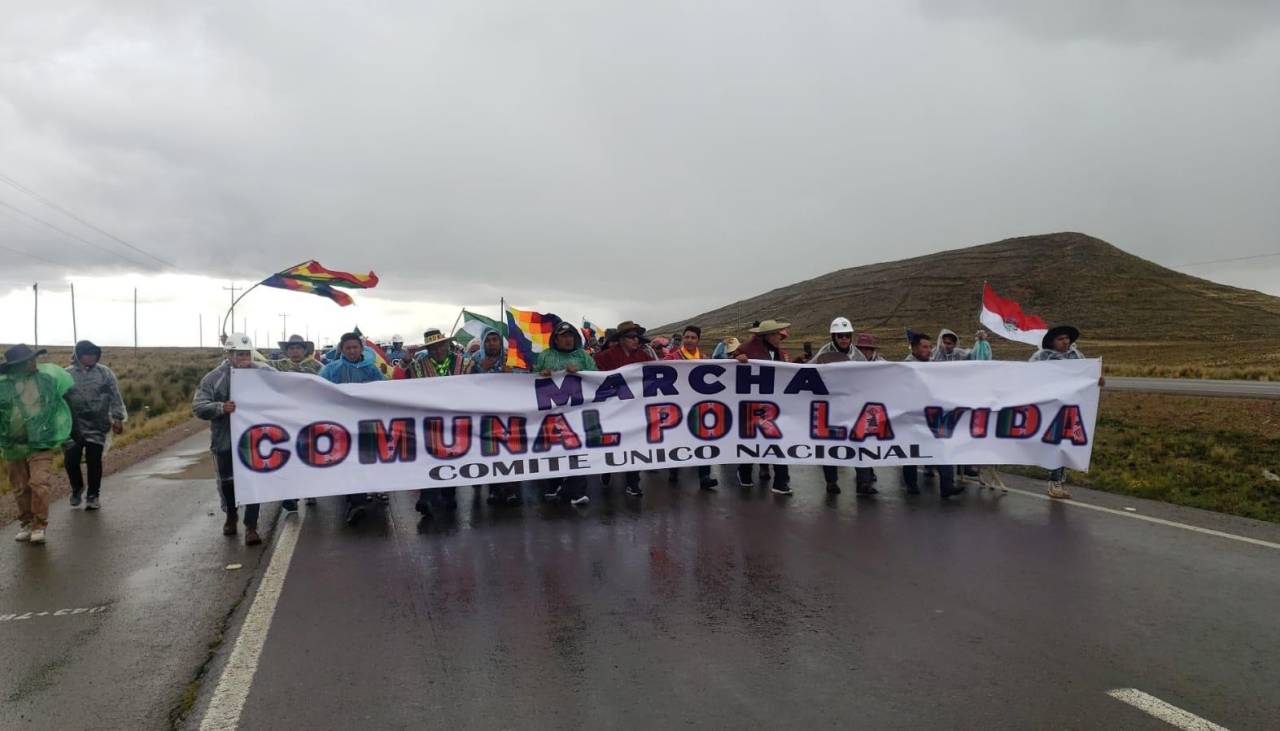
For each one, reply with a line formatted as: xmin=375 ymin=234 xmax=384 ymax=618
xmin=199 ymin=314 xmax=203 ymax=348
xmin=70 ymin=282 xmax=78 ymax=344
xmin=222 ymin=282 xmax=242 ymax=334
xmin=32 ymin=283 xmax=38 ymax=347
xmin=133 ymin=288 xmax=138 ymax=352
xmin=280 ymin=312 xmax=289 ymax=341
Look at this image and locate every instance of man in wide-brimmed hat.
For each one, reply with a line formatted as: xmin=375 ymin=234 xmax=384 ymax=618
xmin=1 ymin=344 xmax=75 ymax=546
xmin=1029 ymin=324 xmax=1105 ymax=499
xmin=272 ymin=334 xmax=321 ymax=375
xmin=594 ymin=321 xmax=657 ymax=498
xmin=64 ymin=340 xmax=127 ymax=510
xmin=734 ymin=319 xmax=794 ymax=494
xmin=403 ymin=329 xmax=465 ymax=379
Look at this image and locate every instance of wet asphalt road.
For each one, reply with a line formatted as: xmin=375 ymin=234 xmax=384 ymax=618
xmin=0 ymin=433 xmax=283 ymax=729
xmin=220 ymin=469 xmax=1278 ymax=729
xmin=5 ymin=436 xmax=1280 ymax=729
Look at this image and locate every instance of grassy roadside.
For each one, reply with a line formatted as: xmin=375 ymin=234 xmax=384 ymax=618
xmin=1012 ymin=392 xmax=1280 ymax=523
xmin=0 ymin=411 xmax=195 ymax=497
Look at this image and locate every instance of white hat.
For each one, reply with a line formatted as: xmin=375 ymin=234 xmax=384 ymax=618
xmin=392 ymin=334 xmax=404 ymax=343
xmin=224 ymin=332 xmax=255 ymax=351
xmin=829 ymin=317 xmax=854 ymax=334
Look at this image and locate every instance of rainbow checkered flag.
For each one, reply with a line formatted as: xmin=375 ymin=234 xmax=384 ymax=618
xmin=505 ymin=306 xmax=562 ymax=370
xmin=260 ymin=260 xmax=379 ymax=307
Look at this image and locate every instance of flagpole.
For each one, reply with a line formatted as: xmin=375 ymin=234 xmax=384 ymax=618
xmin=448 ymin=308 xmax=464 ymax=339
xmin=219 ymin=259 xmax=313 ymax=339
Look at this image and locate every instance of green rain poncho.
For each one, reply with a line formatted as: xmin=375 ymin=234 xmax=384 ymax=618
xmin=0 ymin=363 xmax=75 ymax=460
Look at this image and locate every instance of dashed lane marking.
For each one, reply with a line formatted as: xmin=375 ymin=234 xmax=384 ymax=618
xmin=0 ymin=605 xmax=110 ymax=622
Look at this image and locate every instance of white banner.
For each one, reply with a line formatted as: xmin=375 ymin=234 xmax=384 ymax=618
xmin=230 ymin=359 xmax=1101 ymax=504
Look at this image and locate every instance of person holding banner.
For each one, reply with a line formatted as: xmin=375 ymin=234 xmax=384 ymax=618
xmin=535 ymin=322 xmax=595 ymax=506
xmin=1030 ymin=324 xmax=1105 ymax=499
xmin=595 ymin=321 xmax=657 ymax=498
xmin=734 ymin=319 xmax=793 ymax=495
xmin=931 ymin=328 xmax=990 ymax=362
xmin=468 ymin=327 xmax=523 ymax=506
xmin=661 ymin=325 xmax=719 ymax=491
xmin=401 ymin=329 xmax=467 ymax=379
xmin=192 ymin=334 xmax=288 ymax=546
xmin=901 ymin=332 xmax=964 ymax=499
xmin=811 ymin=318 xmax=878 ymax=496
xmin=318 ymin=332 xmax=386 ymax=524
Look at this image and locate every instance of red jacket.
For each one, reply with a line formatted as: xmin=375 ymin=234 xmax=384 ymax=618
xmin=594 ymin=345 xmax=654 ymax=371
xmin=737 ymin=335 xmax=789 ymax=362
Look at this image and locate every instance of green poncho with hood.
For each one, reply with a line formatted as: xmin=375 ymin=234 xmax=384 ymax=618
xmin=0 ymin=363 xmax=75 ymax=460
xmin=534 ymin=327 xmax=597 ymax=374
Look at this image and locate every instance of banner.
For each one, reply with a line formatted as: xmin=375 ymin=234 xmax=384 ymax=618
xmin=230 ymin=359 xmax=1101 ymax=504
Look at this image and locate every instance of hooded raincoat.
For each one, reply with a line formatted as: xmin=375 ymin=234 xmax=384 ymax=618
xmin=534 ymin=328 xmax=597 ymax=373
xmin=1029 ymin=345 xmax=1085 ymax=361
xmin=65 ymin=361 xmax=128 ymax=447
xmin=467 ymin=328 xmax=509 ymax=374
xmin=319 ymin=348 xmax=387 ymax=384
xmin=813 ymin=338 xmax=867 ymax=363
xmin=193 ymin=359 xmax=277 ymax=453
xmin=0 ymin=363 xmax=75 ymax=461
xmin=931 ymin=329 xmax=981 ymax=362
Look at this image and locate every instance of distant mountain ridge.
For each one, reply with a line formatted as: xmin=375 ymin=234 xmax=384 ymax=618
xmin=660 ymin=233 xmax=1280 ymax=345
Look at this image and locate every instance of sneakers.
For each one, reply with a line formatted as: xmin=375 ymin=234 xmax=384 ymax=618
xmin=940 ymin=485 xmax=965 ymax=499
xmin=85 ymin=496 xmax=100 ymax=511
xmin=826 ymin=482 xmax=841 ymax=495
xmin=625 ymin=484 xmax=643 ymax=498
xmin=244 ymin=528 xmax=262 ymax=546
xmin=1047 ymin=481 xmax=1071 ymax=499
xmin=736 ymin=471 xmax=754 ymax=488
xmin=771 ymin=483 xmax=793 ymax=496
xmin=69 ymin=491 xmax=82 ymax=507
xmin=15 ymin=524 xmax=32 ymax=542
xmin=699 ymin=477 xmax=719 ymax=491
xmin=759 ymin=466 xmax=772 ymax=482
xmin=543 ymin=486 xmax=563 ymax=502
xmin=570 ymin=494 xmax=590 ymax=506
xmin=855 ymin=482 xmax=879 ymax=496
xmin=29 ymin=528 xmax=46 ymax=545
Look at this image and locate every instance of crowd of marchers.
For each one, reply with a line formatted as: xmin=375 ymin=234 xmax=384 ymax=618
xmin=0 ymin=315 xmax=1099 ymax=548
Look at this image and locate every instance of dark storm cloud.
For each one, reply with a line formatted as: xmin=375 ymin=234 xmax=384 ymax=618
xmin=917 ymin=0 xmax=1280 ymax=55
xmin=1 ymin=1 xmax=1277 ymax=327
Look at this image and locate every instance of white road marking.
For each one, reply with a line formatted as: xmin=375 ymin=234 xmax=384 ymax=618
xmin=1107 ymin=688 xmax=1229 ymax=730
xmin=0 ymin=605 xmax=109 ymax=622
xmin=999 ymin=484 xmax=1280 ymax=551
xmin=200 ymin=511 xmax=304 ymax=731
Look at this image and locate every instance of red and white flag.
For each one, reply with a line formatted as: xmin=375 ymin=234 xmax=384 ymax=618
xmin=979 ymin=282 xmax=1048 ymax=346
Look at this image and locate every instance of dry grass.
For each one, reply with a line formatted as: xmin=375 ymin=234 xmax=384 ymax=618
xmin=1012 ymin=392 xmax=1280 ymax=523
xmin=0 ymin=347 xmax=222 ymax=496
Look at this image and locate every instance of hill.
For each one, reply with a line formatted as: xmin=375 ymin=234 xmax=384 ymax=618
xmin=660 ymin=233 xmax=1280 ymax=378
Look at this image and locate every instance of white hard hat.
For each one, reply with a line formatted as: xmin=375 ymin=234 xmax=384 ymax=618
xmin=829 ymin=317 xmax=854 ymax=334
xmin=392 ymin=334 xmax=404 ymax=342
xmin=224 ymin=332 xmax=255 ymax=351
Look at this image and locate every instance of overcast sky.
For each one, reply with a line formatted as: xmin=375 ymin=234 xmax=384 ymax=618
xmin=2 ymin=1 xmax=1278 ymax=347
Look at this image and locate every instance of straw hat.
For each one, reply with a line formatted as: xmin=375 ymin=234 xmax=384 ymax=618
xmin=748 ymin=319 xmax=790 ymax=334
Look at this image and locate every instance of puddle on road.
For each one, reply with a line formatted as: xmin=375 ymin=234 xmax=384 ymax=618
xmin=146 ymin=450 xmax=214 ymax=481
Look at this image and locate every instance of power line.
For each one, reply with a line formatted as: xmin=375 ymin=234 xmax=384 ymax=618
xmin=1170 ymin=252 xmax=1280 ymax=269
xmin=0 ymin=241 xmax=64 ymax=267
xmin=0 ymin=196 xmax=157 ymax=270
xmin=0 ymin=170 xmax=175 ymax=268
